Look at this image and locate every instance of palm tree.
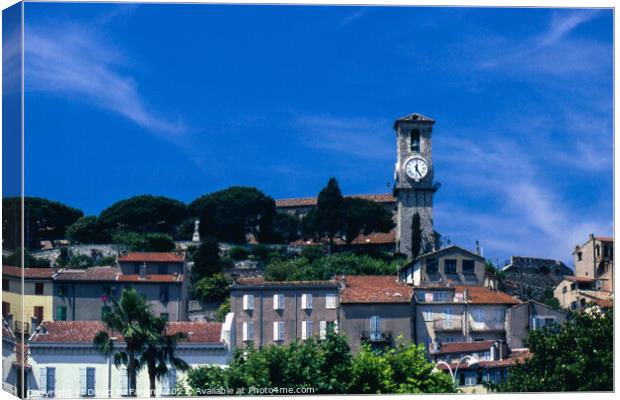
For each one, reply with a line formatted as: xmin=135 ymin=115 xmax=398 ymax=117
xmin=93 ymin=288 xmax=188 ymax=397
xmin=141 ymin=315 xmax=189 ymax=397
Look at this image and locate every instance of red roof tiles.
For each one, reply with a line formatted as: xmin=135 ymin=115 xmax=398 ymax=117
xmin=54 ymin=266 xmax=120 ymax=281
xmin=437 ymin=350 xmax=531 ymax=370
xmin=340 ymin=275 xmax=412 ymax=304
xmin=31 ymin=321 xmax=222 ymax=344
xmin=276 ymin=193 xmax=395 ymax=208
xmin=3 ymin=265 xmax=55 ymax=279
xmin=234 ymin=278 xmax=338 ymax=288
xmin=455 ymin=286 xmax=521 ymax=305
xmin=435 ymin=340 xmax=495 ymax=354
xmin=118 ymin=252 xmax=185 ymax=263
xmin=117 ymin=274 xmax=183 ymax=283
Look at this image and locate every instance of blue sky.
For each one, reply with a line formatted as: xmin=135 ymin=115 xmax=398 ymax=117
xmin=18 ymin=4 xmax=613 ymax=264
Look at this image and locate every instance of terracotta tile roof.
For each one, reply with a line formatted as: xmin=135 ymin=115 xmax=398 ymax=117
xmin=340 ymin=275 xmax=412 ymax=304
xmin=2 ymin=265 xmax=54 ymax=279
xmin=54 ymin=266 xmax=120 ymax=282
xmin=275 ymin=193 xmax=395 ymax=208
xmin=233 ymin=277 xmax=338 ymax=289
xmin=350 ymin=231 xmax=396 ymax=245
xmin=436 ymin=340 xmax=495 ymax=354
xmin=118 ymin=252 xmax=185 ymax=263
xmin=117 ymin=274 xmax=183 ymax=283
xmin=166 ymin=322 xmax=222 ymax=343
xmin=437 ymin=350 xmax=531 ymax=370
xmin=455 ymin=286 xmax=521 ymax=305
xmin=31 ymin=321 xmax=110 ymax=343
xmin=2 ymin=322 xmax=15 ymax=340
xmin=564 ymin=275 xmax=595 ymax=283
xmin=31 ymin=321 xmax=222 ymax=344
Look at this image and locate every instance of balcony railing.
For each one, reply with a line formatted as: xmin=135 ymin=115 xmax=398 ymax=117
xmin=361 ymin=331 xmax=393 ymax=343
xmin=469 ymin=319 xmax=505 ymax=332
xmin=433 ymin=318 xmax=463 ymax=332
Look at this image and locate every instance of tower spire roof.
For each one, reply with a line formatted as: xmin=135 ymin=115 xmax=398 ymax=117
xmin=393 ymin=113 xmax=435 ymax=129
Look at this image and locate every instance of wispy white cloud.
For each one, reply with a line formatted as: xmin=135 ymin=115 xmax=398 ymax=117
xmin=294 ymin=115 xmax=392 ymax=160
xmin=537 ymin=10 xmax=599 ymax=47
xmin=25 ymin=21 xmax=187 ymax=139
xmin=338 ymin=8 xmax=367 ymax=29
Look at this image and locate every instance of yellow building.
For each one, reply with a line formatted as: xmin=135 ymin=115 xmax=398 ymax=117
xmin=2 ymin=265 xmax=54 ymax=335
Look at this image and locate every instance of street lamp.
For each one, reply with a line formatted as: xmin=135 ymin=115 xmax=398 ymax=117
xmin=435 ymin=355 xmax=479 ymax=385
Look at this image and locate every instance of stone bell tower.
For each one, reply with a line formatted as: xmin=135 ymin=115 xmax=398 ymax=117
xmin=393 ymin=113 xmax=436 ymax=259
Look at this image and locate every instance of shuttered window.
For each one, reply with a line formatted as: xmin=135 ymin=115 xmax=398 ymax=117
xmin=273 ymin=294 xmax=284 ymax=310
xmin=325 ymin=294 xmax=337 ymax=309
xmin=301 ymin=321 xmax=313 ymax=340
xmin=273 ymin=321 xmax=285 ymax=342
xmin=319 ymin=321 xmax=327 ymax=340
xmin=243 ymin=295 xmax=254 ymax=311
xmin=40 ymin=367 xmax=55 ymax=397
xmin=301 ymin=294 xmax=313 ymax=310
xmin=242 ymin=321 xmax=254 ymax=341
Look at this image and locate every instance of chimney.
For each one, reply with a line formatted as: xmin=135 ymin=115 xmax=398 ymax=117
xmin=475 ymin=241 xmax=480 ymax=255
xmin=139 ymin=262 xmax=147 ymax=279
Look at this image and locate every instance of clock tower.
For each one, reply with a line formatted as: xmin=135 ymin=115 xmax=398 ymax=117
xmin=393 ymin=113 xmax=436 ymax=259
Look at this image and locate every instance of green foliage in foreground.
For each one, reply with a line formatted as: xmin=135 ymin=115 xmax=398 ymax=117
xmin=178 ymin=332 xmax=455 ymax=395
xmin=491 ymin=307 xmax=613 ymax=392
xmin=264 ymin=252 xmax=401 ymax=281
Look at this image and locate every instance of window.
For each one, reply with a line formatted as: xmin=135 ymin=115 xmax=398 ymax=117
xmin=2 ymin=279 xmax=8 ymax=292
xmin=57 ymin=285 xmax=67 ymax=296
xmin=580 ymin=298 xmax=586 ymax=307
xmin=35 ymin=283 xmax=44 ymax=295
xmin=463 ymin=371 xmax=478 ymax=386
xmin=444 ymin=259 xmax=457 ymax=274
xmin=120 ymin=368 xmax=129 ymax=396
xmin=532 ymin=316 xmax=557 ymax=330
xmin=562 ymin=286 xmax=567 ymax=294
xmin=134 ymin=264 xmax=141 ymax=274
xmin=577 ymin=252 xmax=583 ymax=261
xmin=423 ymin=308 xmax=433 ymax=322
xmin=596 ymin=244 xmax=600 ymax=258
xmin=495 ymin=308 xmax=505 ymax=322
xmin=444 ymin=308 xmax=453 ymax=328
xmin=273 ymin=321 xmax=285 ymax=342
xmin=426 ymin=259 xmax=438 ymax=275
xmin=434 ymin=292 xmax=448 ymax=302
xmin=410 ymin=129 xmax=421 ymax=152
xmin=40 ymin=367 xmax=56 ymax=398
xmin=301 ymin=321 xmax=313 ymax=340
xmin=2 ymin=302 xmax=10 ymax=318
xmin=325 ymin=293 xmax=337 ymax=309
xmin=319 ymin=321 xmax=327 ymax=340
xmin=242 ymin=321 xmax=255 ymax=341
xmin=301 ymin=293 xmax=313 ymax=310
xmin=80 ymin=367 xmax=96 ymax=397
xmin=57 ymin=306 xmax=67 ymax=321
xmin=273 ymin=294 xmax=284 ymax=310
xmin=462 ymin=260 xmax=475 ymax=274
xmin=243 ymin=294 xmax=254 ymax=311
xmin=34 ymin=306 xmax=44 ymax=325
xmin=160 ymin=286 xmax=169 ymax=303
xmin=370 ymin=315 xmax=381 ymax=340
xmin=570 ymin=282 xmax=576 ymax=291
xmin=570 ymin=301 xmax=577 ymax=310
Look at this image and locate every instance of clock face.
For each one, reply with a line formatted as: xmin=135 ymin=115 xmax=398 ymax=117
xmin=404 ymin=157 xmax=429 ymax=181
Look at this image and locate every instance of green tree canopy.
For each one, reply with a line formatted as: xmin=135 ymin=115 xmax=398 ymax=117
xmin=188 ymin=187 xmax=276 ymax=244
xmin=493 ymin=307 xmax=613 ymax=392
xmin=192 ymin=273 xmax=232 ymax=303
xmin=111 ymin=232 xmax=175 ymax=252
xmin=66 ymin=216 xmax=111 ymax=244
xmin=99 ymin=195 xmax=187 ymax=235
xmin=191 ymin=236 xmax=222 ymax=281
xmin=262 ymin=212 xmax=301 ymax=244
xmin=343 ymin=198 xmax=395 ymax=244
xmin=313 ymin=178 xmax=345 ymax=243
xmin=2 ymin=248 xmax=51 ymax=268
xmin=3 ymin=197 xmax=83 ymax=250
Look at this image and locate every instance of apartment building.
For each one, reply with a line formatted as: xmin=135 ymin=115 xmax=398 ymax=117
xmin=398 ymin=245 xmax=487 ymax=286
xmin=230 ymin=278 xmax=340 ymax=348
xmin=554 ymin=275 xmax=612 ymax=311
xmin=27 ymin=320 xmax=231 ymax=398
xmin=413 ymin=285 xmax=520 ymax=351
xmin=505 ymin=300 xmax=568 ymax=349
xmin=53 ymin=252 xmax=189 ymax=321
xmin=2 ymin=266 xmax=54 ymax=335
xmin=573 ymin=235 xmax=613 ymax=292
xmin=338 ymin=275 xmax=413 ymax=353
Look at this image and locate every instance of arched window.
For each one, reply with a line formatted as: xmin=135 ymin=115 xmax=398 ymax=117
xmin=410 ymin=129 xmax=420 ymax=152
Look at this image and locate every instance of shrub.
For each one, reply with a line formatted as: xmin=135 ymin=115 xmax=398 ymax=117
xmin=228 ymin=246 xmax=249 ymax=260
xmin=192 ymin=273 xmax=231 ymax=303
